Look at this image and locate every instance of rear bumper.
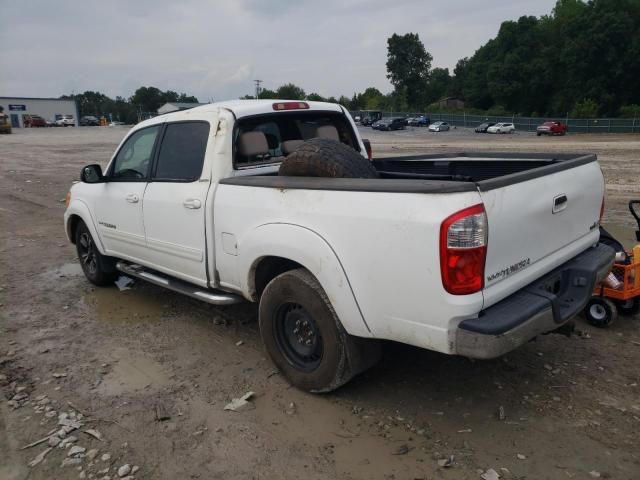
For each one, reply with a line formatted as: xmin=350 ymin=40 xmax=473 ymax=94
xmin=455 ymin=244 xmax=614 ymax=359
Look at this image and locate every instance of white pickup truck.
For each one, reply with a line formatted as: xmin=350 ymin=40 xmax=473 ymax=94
xmin=64 ymin=100 xmax=614 ymax=392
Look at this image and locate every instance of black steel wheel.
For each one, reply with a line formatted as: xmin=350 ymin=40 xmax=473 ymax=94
xmin=274 ymin=302 xmax=323 ymax=371
xmin=74 ymin=220 xmax=117 ymax=286
xmin=585 ymin=297 xmax=617 ymax=328
xmin=259 ymin=268 xmax=380 ymax=392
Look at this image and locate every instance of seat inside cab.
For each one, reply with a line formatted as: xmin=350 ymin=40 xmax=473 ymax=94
xmin=234 ymin=111 xmax=360 ymax=167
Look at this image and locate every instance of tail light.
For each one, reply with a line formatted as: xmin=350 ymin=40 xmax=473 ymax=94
xmin=272 ymin=102 xmax=309 ymax=111
xmin=440 ymin=204 xmax=487 ymax=295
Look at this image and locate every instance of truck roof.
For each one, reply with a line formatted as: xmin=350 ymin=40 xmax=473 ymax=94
xmin=136 ymin=100 xmax=345 ymax=130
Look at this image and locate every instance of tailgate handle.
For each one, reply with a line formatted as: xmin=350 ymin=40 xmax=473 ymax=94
xmin=553 ymin=194 xmax=568 ymax=213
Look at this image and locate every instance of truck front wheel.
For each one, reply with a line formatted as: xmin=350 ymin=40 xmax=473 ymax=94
xmin=75 ymin=221 xmax=118 ymax=286
xmin=259 ymin=268 xmax=380 ymax=392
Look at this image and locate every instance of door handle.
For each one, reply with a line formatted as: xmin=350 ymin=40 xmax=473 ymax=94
xmin=126 ymin=193 xmax=139 ymax=203
xmin=552 ymin=194 xmax=567 ymax=214
xmin=183 ymin=198 xmax=202 ymax=209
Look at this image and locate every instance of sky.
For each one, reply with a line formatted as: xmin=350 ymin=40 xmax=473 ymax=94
xmin=0 ymin=0 xmax=558 ymax=102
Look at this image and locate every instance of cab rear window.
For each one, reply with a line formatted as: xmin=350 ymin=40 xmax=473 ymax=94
xmin=234 ymin=111 xmax=359 ymax=168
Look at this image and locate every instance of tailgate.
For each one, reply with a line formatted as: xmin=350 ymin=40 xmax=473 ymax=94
xmin=479 ymin=159 xmax=604 ymax=306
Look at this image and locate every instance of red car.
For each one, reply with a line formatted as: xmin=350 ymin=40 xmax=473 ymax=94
xmin=23 ymin=115 xmax=47 ymax=128
xmin=536 ymin=121 xmax=568 ymax=136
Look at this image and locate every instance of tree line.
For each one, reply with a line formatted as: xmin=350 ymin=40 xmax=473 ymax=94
xmin=61 ymin=87 xmax=199 ymax=124
xmin=451 ymin=0 xmax=640 ymax=117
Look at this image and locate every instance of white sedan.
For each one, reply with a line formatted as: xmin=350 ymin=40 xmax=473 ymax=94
xmin=487 ymin=122 xmax=515 ymax=134
xmin=428 ymin=121 xmax=450 ymax=132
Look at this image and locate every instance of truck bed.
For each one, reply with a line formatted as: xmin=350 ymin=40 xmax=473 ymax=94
xmin=222 ymin=152 xmax=596 ymax=193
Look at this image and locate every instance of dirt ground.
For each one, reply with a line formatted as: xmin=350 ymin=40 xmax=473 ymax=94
xmin=1 ymin=126 xmax=639 ymax=480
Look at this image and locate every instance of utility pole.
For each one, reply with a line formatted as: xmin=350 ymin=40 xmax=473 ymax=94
xmin=254 ymin=79 xmax=262 ymax=99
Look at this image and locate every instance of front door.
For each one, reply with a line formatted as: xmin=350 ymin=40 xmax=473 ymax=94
xmin=142 ymin=121 xmax=211 ymax=286
xmin=10 ymin=114 xmax=20 ymax=128
xmin=93 ymin=125 xmax=161 ymax=262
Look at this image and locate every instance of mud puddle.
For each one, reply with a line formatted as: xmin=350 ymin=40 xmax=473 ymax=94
xmin=82 ymin=284 xmax=167 ymax=324
xmin=41 ymin=262 xmax=84 ymax=281
xmin=96 ymin=348 xmax=170 ymax=395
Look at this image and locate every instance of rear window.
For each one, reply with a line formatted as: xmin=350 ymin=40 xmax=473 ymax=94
xmin=153 ymin=121 xmax=210 ymax=181
xmin=234 ymin=111 xmax=359 ymax=168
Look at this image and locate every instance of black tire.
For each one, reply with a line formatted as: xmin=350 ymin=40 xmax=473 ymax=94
xmin=616 ymin=298 xmax=640 ymax=316
xmin=75 ymin=221 xmax=118 ymax=286
xmin=259 ymin=268 xmax=380 ymax=392
xmin=278 ymin=138 xmax=378 ymax=179
xmin=585 ymin=297 xmax=618 ymax=327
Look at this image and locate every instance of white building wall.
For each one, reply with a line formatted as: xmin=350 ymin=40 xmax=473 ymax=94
xmin=0 ymin=97 xmax=79 ymax=127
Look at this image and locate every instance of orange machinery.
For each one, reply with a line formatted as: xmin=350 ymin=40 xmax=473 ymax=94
xmin=585 ymin=201 xmax=640 ymax=326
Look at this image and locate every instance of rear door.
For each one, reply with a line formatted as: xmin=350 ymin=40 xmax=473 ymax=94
xmin=142 ymin=121 xmax=211 ymax=286
xmin=479 ymin=159 xmax=604 ymax=304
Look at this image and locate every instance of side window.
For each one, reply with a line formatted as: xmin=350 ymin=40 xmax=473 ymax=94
xmin=111 ymin=126 xmax=161 ymax=180
xmin=154 ymin=122 xmax=210 ymax=181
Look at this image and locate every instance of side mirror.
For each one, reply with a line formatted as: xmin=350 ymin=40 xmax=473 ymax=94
xmin=81 ymin=164 xmax=104 ymax=183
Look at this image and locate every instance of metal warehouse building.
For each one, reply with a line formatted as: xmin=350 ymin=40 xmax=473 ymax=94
xmin=0 ymin=97 xmax=79 ymax=127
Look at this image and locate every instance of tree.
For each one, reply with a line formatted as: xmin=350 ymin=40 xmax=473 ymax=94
xmin=424 ymin=68 xmax=451 ymax=105
xmin=130 ymin=86 xmax=164 ymax=112
xmin=571 ymin=98 xmax=598 ymax=118
xmin=356 ymin=87 xmax=386 ymax=110
xmin=338 ymin=95 xmax=351 ymax=107
xmin=275 ymin=83 xmax=306 ymax=100
xmin=177 ymin=93 xmax=199 ymax=103
xmin=450 ymin=0 xmax=640 ymax=116
xmin=386 ymin=33 xmax=432 ymax=109
xmin=258 ymin=88 xmax=277 ymax=99
xmin=619 ymin=104 xmax=640 ymax=117
xmin=306 ymin=92 xmax=326 ymax=101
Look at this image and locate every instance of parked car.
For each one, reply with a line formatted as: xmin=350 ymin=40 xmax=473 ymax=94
xmin=45 ymin=118 xmax=57 ymax=127
xmin=428 ymin=121 xmax=450 ymax=132
xmin=23 ymin=115 xmax=47 ymax=128
xmin=55 ymin=115 xmax=75 ymax=127
xmin=475 ymin=122 xmax=496 ymax=133
xmin=408 ymin=115 xmax=429 ymax=127
xmin=360 ymin=110 xmax=383 ymax=126
xmin=65 ymin=99 xmax=613 ymax=392
xmin=80 ymin=116 xmax=100 ymax=126
xmin=372 ymin=117 xmax=407 ymax=131
xmin=537 ymin=121 xmax=568 ymax=136
xmin=487 ymin=122 xmax=515 ymax=134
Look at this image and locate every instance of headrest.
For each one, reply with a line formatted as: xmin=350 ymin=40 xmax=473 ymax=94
xmin=282 ymin=140 xmax=304 ymax=154
xmin=238 ymin=131 xmax=269 ymax=156
xmin=315 ymin=125 xmax=340 ymax=141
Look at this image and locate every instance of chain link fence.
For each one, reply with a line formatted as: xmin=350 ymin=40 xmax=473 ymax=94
xmin=352 ymin=111 xmax=640 ymax=134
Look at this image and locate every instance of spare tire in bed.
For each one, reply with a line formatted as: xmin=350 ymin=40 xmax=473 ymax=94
xmin=278 ymin=138 xmax=378 ymax=178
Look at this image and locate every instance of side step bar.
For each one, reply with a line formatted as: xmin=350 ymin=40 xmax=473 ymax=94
xmin=115 ymin=262 xmax=243 ymax=306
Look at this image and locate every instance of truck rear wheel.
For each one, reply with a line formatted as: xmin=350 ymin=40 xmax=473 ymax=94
xmin=259 ymin=268 xmax=380 ymax=392
xmin=75 ymin=221 xmax=118 ymax=286
xmin=278 ymin=138 xmax=378 ymax=179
